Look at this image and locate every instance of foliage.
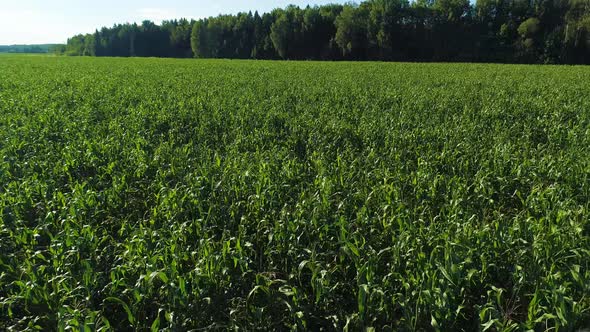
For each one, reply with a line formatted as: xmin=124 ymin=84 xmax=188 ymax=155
xmin=1 ymin=55 xmax=590 ymax=330
xmin=62 ymin=0 xmax=590 ymax=64
xmin=518 ymin=18 xmax=541 ymax=38
xmin=335 ymin=5 xmax=371 ymax=58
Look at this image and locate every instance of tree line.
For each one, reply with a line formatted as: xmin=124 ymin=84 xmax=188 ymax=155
xmin=0 ymin=44 xmax=61 ymax=53
xmin=63 ymin=0 xmax=590 ymax=64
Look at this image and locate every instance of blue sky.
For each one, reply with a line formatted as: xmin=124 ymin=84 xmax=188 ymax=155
xmin=0 ymin=0 xmax=346 ymax=45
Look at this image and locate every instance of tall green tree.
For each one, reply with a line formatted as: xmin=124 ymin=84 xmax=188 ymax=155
xmin=271 ymin=6 xmax=305 ymax=59
xmin=335 ymin=5 xmax=371 ymax=59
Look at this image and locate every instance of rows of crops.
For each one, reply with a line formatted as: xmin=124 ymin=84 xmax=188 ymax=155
xmin=1 ymin=55 xmax=589 ymax=330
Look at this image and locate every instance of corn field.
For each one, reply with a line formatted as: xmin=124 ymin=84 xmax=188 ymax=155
xmin=1 ymin=55 xmax=590 ymax=331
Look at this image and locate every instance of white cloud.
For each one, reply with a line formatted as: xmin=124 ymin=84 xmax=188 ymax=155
xmin=135 ymin=8 xmax=179 ymax=24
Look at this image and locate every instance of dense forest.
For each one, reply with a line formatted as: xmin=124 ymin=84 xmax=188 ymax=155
xmin=63 ymin=0 xmax=590 ymax=64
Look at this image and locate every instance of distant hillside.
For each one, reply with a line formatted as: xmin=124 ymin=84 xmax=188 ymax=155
xmin=0 ymin=44 xmax=64 ymax=53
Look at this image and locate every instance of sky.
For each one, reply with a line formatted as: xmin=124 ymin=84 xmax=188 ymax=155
xmin=0 ymin=0 xmax=346 ymax=45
